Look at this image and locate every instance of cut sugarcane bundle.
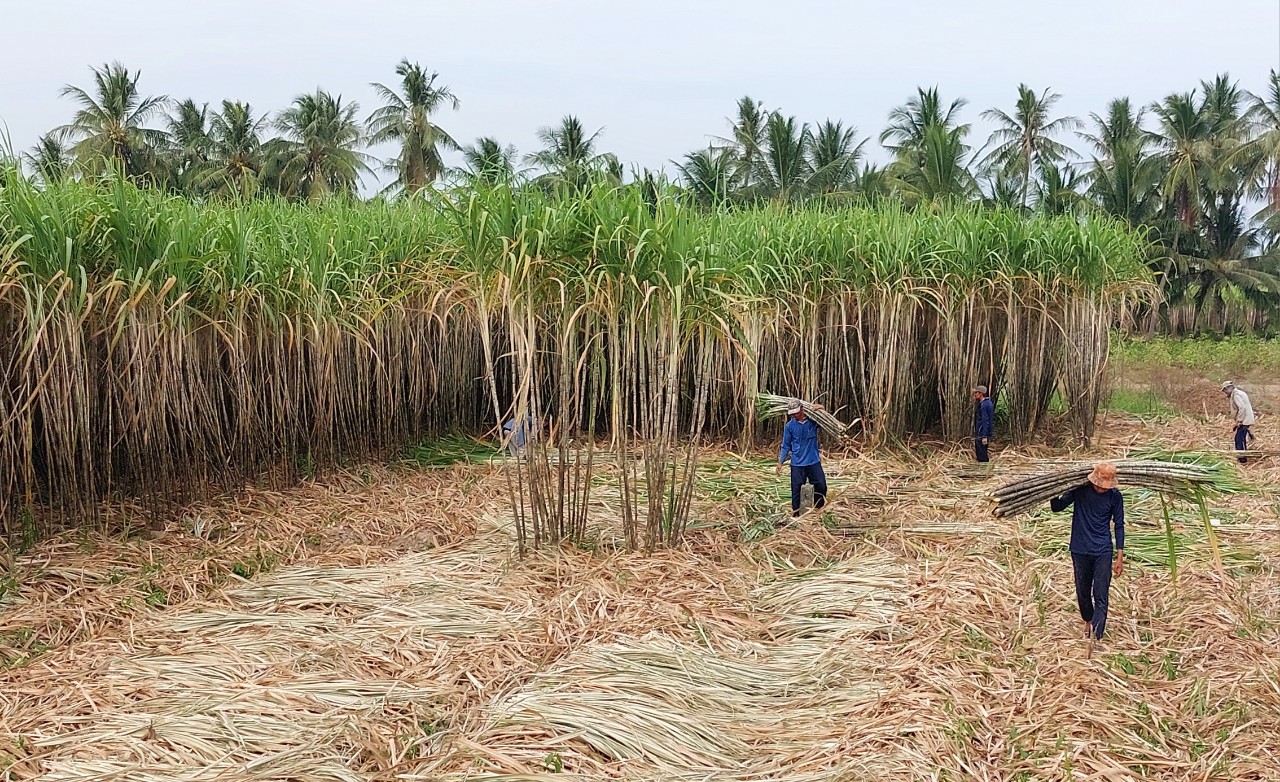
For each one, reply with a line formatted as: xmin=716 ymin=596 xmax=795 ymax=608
xmin=755 ymin=394 xmax=857 ymax=438
xmin=990 ymin=459 xmax=1225 ymax=518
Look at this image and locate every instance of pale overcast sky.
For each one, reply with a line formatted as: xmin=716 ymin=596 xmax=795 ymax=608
xmin=2 ymin=0 xmax=1279 ymax=189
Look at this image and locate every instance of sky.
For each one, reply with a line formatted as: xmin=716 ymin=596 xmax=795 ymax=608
xmin=2 ymin=0 xmax=1279 ymax=191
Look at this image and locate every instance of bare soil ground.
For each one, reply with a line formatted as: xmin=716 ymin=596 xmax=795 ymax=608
xmin=1 ymin=411 xmax=1278 ymax=781
xmin=1110 ymin=351 xmax=1279 ymax=420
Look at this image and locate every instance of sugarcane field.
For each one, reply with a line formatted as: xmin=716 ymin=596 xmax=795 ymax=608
xmin=6 ymin=10 xmax=1280 ymax=776
xmin=0 ymin=174 xmax=1278 ymax=782
xmin=2 ymin=373 xmax=1279 ymax=781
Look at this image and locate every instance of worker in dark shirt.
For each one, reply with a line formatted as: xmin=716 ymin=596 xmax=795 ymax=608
xmin=974 ymin=385 xmax=994 ymax=463
xmin=776 ymin=399 xmax=827 ymax=517
xmin=1050 ymin=461 xmax=1124 ymax=644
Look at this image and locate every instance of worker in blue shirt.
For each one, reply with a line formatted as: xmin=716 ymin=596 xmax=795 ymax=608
xmin=974 ymin=385 xmax=994 ymax=462
xmin=1050 ymin=461 xmax=1125 ymax=644
xmin=776 ymin=399 xmax=827 ymax=517
xmin=503 ymin=416 xmax=537 ymax=457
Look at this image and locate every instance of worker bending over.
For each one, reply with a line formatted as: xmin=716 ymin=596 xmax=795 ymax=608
xmin=1221 ymin=381 xmax=1255 ymax=464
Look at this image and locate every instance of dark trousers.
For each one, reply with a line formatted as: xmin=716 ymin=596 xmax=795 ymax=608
xmin=1072 ymin=552 xmax=1113 ymax=640
xmin=1235 ymin=425 xmax=1250 ymax=463
xmin=974 ymin=439 xmax=989 ymax=463
xmin=790 ymin=463 xmax=828 ymax=515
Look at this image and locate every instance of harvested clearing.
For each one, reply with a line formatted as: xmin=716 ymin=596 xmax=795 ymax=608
xmin=2 ymin=413 xmax=1280 ymax=781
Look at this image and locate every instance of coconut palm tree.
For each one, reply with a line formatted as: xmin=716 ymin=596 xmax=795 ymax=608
xmin=23 ymin=134 xmax=73 ymax=186
xmin=757 ymin=114 xmax=812 ymax=203
xmin=1146 ymin=77 xmax=1249 ymax=240
xmin=981 ymin=169 xmax=1024 ymax=210
xmin=883 ymin=87 xmax=973 ymax=206
xmin=881 ymin=87 xmax=969 ymax=161
xmin=856 ymin=163 xmax=893 ymax=206
xmin=1088 ymin=142 xmax=1164 ymax=229
xmin=894 ymin=123 xmax=978 ymax=206
xmin=167 ymin=99 xmax=211 ymax=191
xmin=1080 ymin=97 xmax=1149 ymax=163
xmin=367 ymin=60 xmax=460 ymax=194
xmin=525 ymin=115 xmax=614 ymax=192
xmin=714 ymin=96 xmax=769 ymax=193
xmin=979 ymin=85 xmax=1081 ymax=210
xmin=1083 ymin=98 xmax=1163 ymax=228
xmin=58 ymin=62 xmax=170 ymax=181
xmin=266 ymin=90 xmax=370 ymax=201
xmin=1036 ymin=164 xmax=1087 ymax=216
xmin=199 ymin=101 xmax=269 ymax=200
xmin=1198 ymin=75 xmax=1250 ymax=205
xmin=809 ymin=120 xmax=865 ymax=196
xmin=677 ymin=145 xmax=735 ymax=207
xmin=458 ymin=137 xmax=519 ymax=186
xmin=1241 ymin=70 xmax=1280 ymax=217
xmin=1149 ymin=90 xmax=1216 ymax=229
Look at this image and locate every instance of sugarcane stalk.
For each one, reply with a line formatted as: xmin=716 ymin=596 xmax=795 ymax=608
xmin=1194 ymin=488 xmax=1225 ymax=580
xmin=991 ymin=459 xmax=1222 ymax=518
xmin=1160 ymin=493 xmax=1177 ymax=585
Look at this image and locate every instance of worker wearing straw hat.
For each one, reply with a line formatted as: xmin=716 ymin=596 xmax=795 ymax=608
xmin=1221 ymin=381 xmax=1255 ymax=464
xmin=776 ymin=399 xmax=828 ymax=517
xmin=1050 ymin=461 xmax=1125 ymax=644
xmin=973 ymin=385 xmax=994 ymax=462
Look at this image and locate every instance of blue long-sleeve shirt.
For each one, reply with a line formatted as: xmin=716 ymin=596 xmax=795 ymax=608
xmin=975 ymin=397 xmax=994 ymax=440
xmin=1051 ymin=485 xmax=1125 ymax=555
xmin=779 ymin=418 xmax=821 ymax=467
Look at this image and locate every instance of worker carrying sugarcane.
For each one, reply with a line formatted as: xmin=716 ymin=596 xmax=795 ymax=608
xmin=1221 ymin=381 xmax=1255 ymax=463
xmin=775 ymin=399 xmax=828 ymax=518
xmin=973 ymin=385 xmax=994 ymax=463
xmin=1050 ymin=461 xmax=1124 ymax=645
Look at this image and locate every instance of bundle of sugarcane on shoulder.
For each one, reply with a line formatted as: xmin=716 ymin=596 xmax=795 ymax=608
xmin=757 ymin=394 xmax=857 ymax=518
xmin=756 ymin=394 xmax=856 ymax=439
xmin=989 ymin=458 xmax=1223 ymax=518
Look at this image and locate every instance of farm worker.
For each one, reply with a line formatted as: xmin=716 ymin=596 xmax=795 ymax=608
xmin=973 ymin=385 xmax=994 ymax=463
xmin=1050 ymin=461 xmax=1124 ymax=643
xmin=503 ymin=416 xmax=537 ymax=457
xmin=1221 ymin=381 xmax=1255 ymax=463
xmin=775 ymin=399 xmax=827 ymax=517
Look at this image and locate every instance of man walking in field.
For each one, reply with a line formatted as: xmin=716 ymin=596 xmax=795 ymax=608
xmin=1050 ymin=461 xmax=1124 ymax=647
xmin=1221 ymin=381 xmax=1255 ymax=463
xmin=974 ymin=385 xmax=994 ymax=463
xmin=776 ymin=399 xmax=828 ymax=517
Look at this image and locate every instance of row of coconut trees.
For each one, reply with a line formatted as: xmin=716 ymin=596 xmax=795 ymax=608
xmin=679 ymin=80 xmax=1280 ymax=334
xmin=12 ymin=63 xmax=1280 ymax=333
xmin=19 ymin=60 xmax=615 ymax=201
xmin=0 ymin=173 xmax=1148 ymax=543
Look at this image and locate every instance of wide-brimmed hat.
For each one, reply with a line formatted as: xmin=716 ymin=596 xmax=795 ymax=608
xmin=1088 ymin=461 xmax=1118 ymax=490
xmin=787 ymin=399 xmax=803 ymax=416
